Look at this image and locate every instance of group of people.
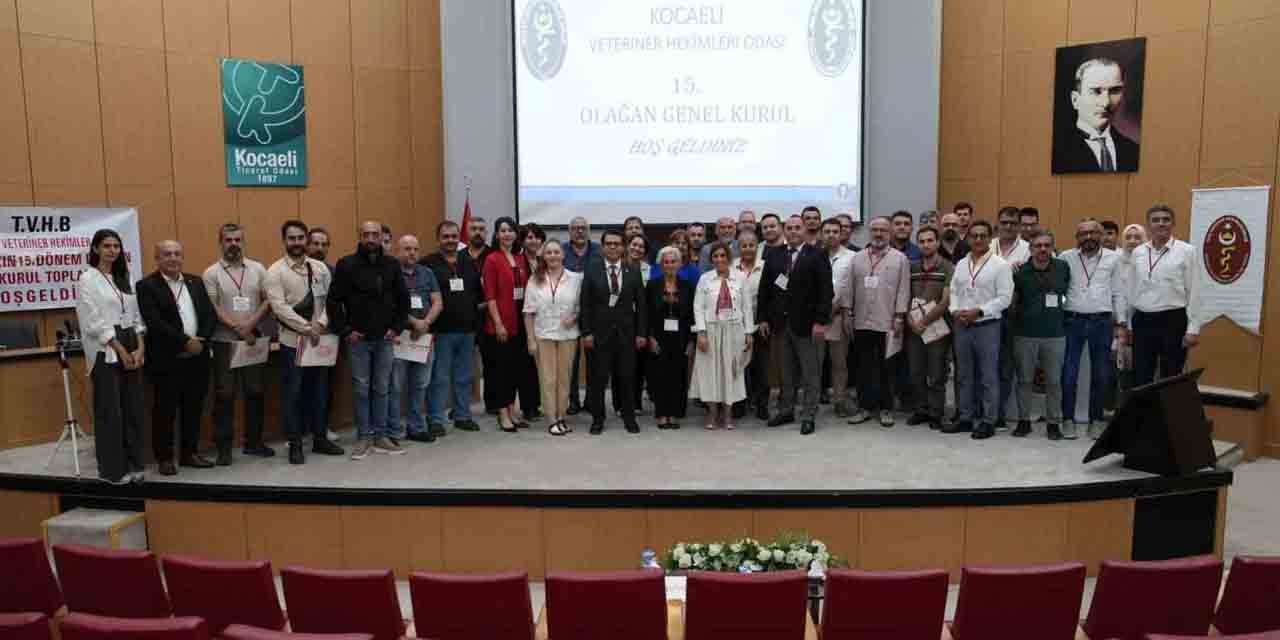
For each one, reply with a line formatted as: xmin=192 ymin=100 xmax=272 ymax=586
xmin=75 ymin=201 xmax=1197 ymax=485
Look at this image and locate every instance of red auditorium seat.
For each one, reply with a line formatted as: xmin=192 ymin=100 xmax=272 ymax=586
xmin=59 ymin=613 xmax=208 ymax=640
xmin=684 ymin=570 xmax=809 ymax=640
xmin=0 ymin=538 xmax=64 ymax=616
xmin=408 ymin=570 xmax=534 ymax=640
xmin=1145 ymin=633 xmax=1280 ymax=640
xmin=220 ymin=624 xmax=374 ymax=640
xmin=951 ymin=562 xmax=1086 ymax=640
xmin=0 ymin=612 xmax=52 ymax=640
xmin=1214 ymin=555 xmax=1280 ymax=635
xmin=162 ymin=555 xmax=287 ymax=635
xmin=1083 ymin=555 xmax=1224 ymax=640
xmin=52 ymin=544 xmax=170 ymax=618
xmin=820 ymin=568 xmax=948 ymax=640
xmin=280 ymin=567 xmax=405 ymax=640
xmin=544 ymin=569 xmax=667 ymax=640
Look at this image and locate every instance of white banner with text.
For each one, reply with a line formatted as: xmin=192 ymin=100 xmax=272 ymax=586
xmin=0 ymin=207 xmax=142 ymax=312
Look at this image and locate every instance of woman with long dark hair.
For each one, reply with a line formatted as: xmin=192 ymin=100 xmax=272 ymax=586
xmin=517 ymin=223 xmax=546 ymax=420
xmin=482 ymin=217 xmax=532 ymax=432
xmin=75 ymin=229 xmax=148 ymax=484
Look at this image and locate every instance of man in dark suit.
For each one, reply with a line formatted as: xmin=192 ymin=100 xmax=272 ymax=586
xmin=758 ymin=215 xmax=833 ymax=435
xmin=137 ymin=240 xmax=217 ymax=474
xmin=579 ymin=229 xmax=649 ymax=433
xmin=1052 ymin=57 xmax=1140 ymax=173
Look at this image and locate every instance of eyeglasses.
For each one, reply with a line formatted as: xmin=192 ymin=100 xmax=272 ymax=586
xmin=603 ymin=241 xmax=623 ymax=246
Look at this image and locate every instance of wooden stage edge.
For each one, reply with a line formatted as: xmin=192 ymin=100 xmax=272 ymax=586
xmin=0 ymin=470 xmax=1232 ymax=582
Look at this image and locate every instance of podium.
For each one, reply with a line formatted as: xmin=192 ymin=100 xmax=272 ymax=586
xmin=1083 ymin=368 xmax=1217 ymax=476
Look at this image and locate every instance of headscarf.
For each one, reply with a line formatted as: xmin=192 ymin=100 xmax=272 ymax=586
xmin=1121 ymin=223 xmax=1147 ymax=261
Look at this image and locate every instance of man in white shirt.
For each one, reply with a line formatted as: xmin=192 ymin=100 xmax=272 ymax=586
xmin=817 ymin=219 xmax=855 ymax=417
xmin=1127 ymin=204 xmax=1200 ymax=386
xmin=1060 ymin=219 xmax=1128 ymax=439
xmin=993 ymin=207 xmax=1030 ymax=429
xmin=942 ymin=221 xmax=1013 ymax=440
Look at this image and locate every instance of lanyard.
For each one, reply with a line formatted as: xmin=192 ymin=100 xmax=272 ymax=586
xmin=167 ymin=277 xmax=185 ymax=305
xmin=1147 ymin=244 xmax=1169 ymax=277
xmin=548 ymin=270 xmax=564 ymax=303
xmin=403 ymin=268 xmax=416 ymax=290
xmin=866 ymin=249 xmax=885 ymax=275
xmin=999 ymin=239 xmax=1018 ymax=259
xmin=221 ymin=262 xmax=246 ymax=293
xmin=105 ymin=273 xmax=125 ymax=314
xmin=968 ymin=253 xmax=992 ymax=289
xmin=1078 ymin=252 xmax=1098 ymax=288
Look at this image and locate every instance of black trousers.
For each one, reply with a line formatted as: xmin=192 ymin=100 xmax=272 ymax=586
xmin=745 ymin=333 xmax=770 ymax=408
xmin=588 ymin=330 xmax=637 ymax=424
xmin=480 ymin=333 xmax=500 ymax=412
xmin=616 ymin=349 xmax=647 ymax=412
xmin=518 ymin=336 xmax=540 ymax=416
xmin=1132 ymin=308 xmax=1189 ymax=387
xmin=648 ymin=332 xmax=688 ymax=418
xmin=150 ymin=356 xmax=210 ymax=462
xmin=854 ymin=330 xmax=890 ymax=411
xmin=482 ymin=330 xmax=531 ymax=409
xmin=91 ymin=356 xmax=145 ymax=482
xmin=211 ymin=342 xmax=265 ymax=449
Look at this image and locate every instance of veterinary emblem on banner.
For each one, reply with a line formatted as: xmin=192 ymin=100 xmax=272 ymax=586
xmin=1190 ymin=185 xmax=1271 ymax=334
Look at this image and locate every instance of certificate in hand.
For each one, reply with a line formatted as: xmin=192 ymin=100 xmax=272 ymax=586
xmin=229 ymin=339 xmax=270 ymax=369
xmin=910 ymin=298 xmax=951 ymax=345
xmin=296 ymin=335 xmax=340 ymax=367
xmin=393 ymin=331 xmax=434 ymax=363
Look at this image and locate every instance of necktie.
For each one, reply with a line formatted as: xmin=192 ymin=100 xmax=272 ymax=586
xmin=609 ymin=266 xmax=619 ymax=295
xmin=787 ymin=248 xmax=797 ymax=274
xmin=716 ymin=277 xmax=732 ymax=313
xmin=1095 ymin=136 xmax=1115 ymax=172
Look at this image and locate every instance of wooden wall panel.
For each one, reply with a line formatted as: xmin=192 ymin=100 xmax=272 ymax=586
xmin=1199 ymin=17 xmax=1280 ymax=171
xmin=110 ymin=186 xmax=177 ymax=273
xmin=17 ymin=0 xmax=94 ymax=42
xmin=1066 ymin=499 xmax=1133 ymax=575
xmin=357 ymin=187 xmax=413 ymax=238
xmin=752 ymin=509 xmax=860 ymax=569
xmin=1067 ymin=0 xmax=1137 ymax=44
xmin=302 ymin=64 xmax=357 ymax=188
xmin=0 ymin=351 xmax=91 ymax=448
xmin=1003 ymin=0 xmax=1067 ymax=53
xmin=964 ymin=505 xmax=1070 ymax=567
xmin=228 ymin=0 xmax=291 ymax=61
xmin=858 ymin=508 xmax=965 ymax=579
xmin=355 ymin=68 xmax=412 ymax=188
xmin=0 ymin=490 xmax=57 ymax=538
xmin=93 ymin=0 xmax=165 ymax=50
xmin=1136 ymin=0 xmax=1209 ymax=35
xmin=938 ymin=178 xmax=998 ymax=218
xmin=146 ymin=500 xmax=248 ymax=560
xmin=408 ymin=0 xmax=440 ymax=72
xmin=1000 ymin=48 xmax=1055 ymax=180
xmin=937 ymin=54 xmax=1002 ymax=182
xmin=0 ymin=28 xmax=30 ymax=194
xmin=236 ymin=189 xmax=301 ymax=250
xmin=340 ymin=506 xmax=443 ymax=575
xmin=645 ymin=509 xmax=753 ymax=558
xmin=161 ymin=0 xmax=228 ymax=56
xmin=441 ymin=507 xmax=545 ymax=576
xmin=411 ymin=68 xmax=444 ymax=233
xmin=0 ymin=0 xmax=13 ymax=31
xmin=166 ymin=53 xmax=226 ymax=191
xmin=21 ymin=35 xmax=106 ymax=195
xmin=543 ymin=508 xmax=648 ymax=572
xmin=1059 ymin=174 xmax=1128 ymax=234
xmin=350 ymin=0 xmax=408 ymax=70
xmin=245 ymin=504 xmax=345 ymax=569
xmin=941 ymin=0 xmax=1003 ymax=60
xmin=97 ymin=45 xmax=173 ymax=188
xmin=291 ymin=0 xmax=351 ymax=66
xmin=1188 ymin=318 xmax=1262 ymax=391
xmin=174 ymin=189 xmax=237 ymax=272
xmin=1209 ymin=0 xmax=1280 ymax=26
xmin=300 ymin=188 xmax=358 ymax=253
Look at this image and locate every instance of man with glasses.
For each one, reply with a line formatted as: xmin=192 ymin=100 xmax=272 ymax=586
xmin=1010 ymin=232 xmax=1070 ymax=440
xmin=1126 ymin=204 xmax=1199 ymax=386
xmin=1019 ymin=207 xmax=1043 ymax=245
xmin=1060 ymin=219 xmax=1128 ymax=439
xmin=307 ymin=227 xmax=341 ymax=443
xmin=580 ymin=230 xmax=648 ymax=434
xmin=993 ymin=207 xmax=1030 ymax=430
xmin=938 ymin=213 xmax=970 ymax=264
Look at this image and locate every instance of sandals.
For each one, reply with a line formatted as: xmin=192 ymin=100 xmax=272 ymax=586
xmin=499 ymin=417 xmax=518 ymax=433
xmin=548 ymin=420 xmax=570 ymax=436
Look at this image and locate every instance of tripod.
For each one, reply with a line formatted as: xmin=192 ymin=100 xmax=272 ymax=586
xmin=46 ymin=332 xmax=90 ymax=477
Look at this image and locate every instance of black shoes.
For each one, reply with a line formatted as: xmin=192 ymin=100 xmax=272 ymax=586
xmin=158 ymin=460 xmax=178 ymax=476
xmin=941 ymin=420 xmax=973 ymax=434
xmin=312 ymin=439 xmax=345 ymax=455
xmin=1012 ymin=420 xmax=1032 ymax=438
xmin=755 ymin=405 xmax=770 ymax=421
xmin=820 ymin=390 xmax=832 ymax=405
xmin=906 ymin=413 xmax=932 ymax=426
xmin=624 ymin=422 xmax=640 ymax=434
xmin=216 ymin=448 xmax=232 ymax=466
xmin=928 ymin=420 xmax=942 ymax=431
xmin=406 ymin=431 xmax=435 ymax=443
xmin=1047 ymin=423 xmax=1064 ymax=441
xmin=243 ymin=444 xmax=276 ymax=457
xmin=800 ymin=420 xmax=815 ymax=435
xmin=731 ymin=403 xmax=747 ymax=419
xmin=971 ymin=423 xmax=995 ymax=440
xmin=589 ymin=423 xmax=604 ymax=435
xmin=428 ymin=423 xmax=447 ymax=438
xmin=288 ymin=441 xmax=305 ymax=465
xmin=566 ymin=402 xmax=582 ymax=416
xmin=454 ymin=420 xmax=480 ymax=432
xmin=767 ymin=413 xmax=795 ymax=428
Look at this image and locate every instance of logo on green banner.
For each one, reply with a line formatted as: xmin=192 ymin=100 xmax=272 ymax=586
xmin=221 ymin=58 xmax=307 ymax=186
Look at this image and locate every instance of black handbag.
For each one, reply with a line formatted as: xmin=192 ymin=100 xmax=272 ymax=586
xmin=291 ymin=261 xmax=316 ymax=320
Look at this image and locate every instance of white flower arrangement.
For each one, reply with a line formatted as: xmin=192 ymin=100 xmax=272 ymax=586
xmin=663 ymin=532 xmax=843 ymax=574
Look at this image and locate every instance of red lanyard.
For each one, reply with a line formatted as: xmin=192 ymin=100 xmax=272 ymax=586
xmin=999 ymin=240 xmax=1018 ymax=259
xmin=105 ymin=274 xmax=125 ymax=313
xmin=1147 ymin=244 xmax=1169 ymax=277
xmin=969 ymin=253 xmax=992 ymax=288
xmin=548 ymin=270 xmax=563 ymax=302
xmin=221 ymin=262 xmax=246 ymax=293
xmin=1078 ymin=252 xmax=1097 ymax=288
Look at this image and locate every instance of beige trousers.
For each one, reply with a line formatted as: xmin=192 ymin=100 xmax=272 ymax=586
xmin=536 ymin=338 xmax=576 ymax=419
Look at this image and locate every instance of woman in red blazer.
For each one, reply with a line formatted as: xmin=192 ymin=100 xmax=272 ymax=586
xmin=482 ymin=217 xmax=532 ymax=432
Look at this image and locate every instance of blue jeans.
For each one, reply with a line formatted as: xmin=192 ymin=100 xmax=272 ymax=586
xmin=427 ymin=332 xmax=475 ymax=425
xmin=279 ymin=345 xmax=329 ymax=442
xmin=389 ymin=356 xmax=434 ymax=436
xmin=1063 ymin=312 xmax=1113 ymax=423
xmin=349 ymin=338 xmax=394 ymax=440
xmin=955 ymin=320 xmax=1001 ymax=423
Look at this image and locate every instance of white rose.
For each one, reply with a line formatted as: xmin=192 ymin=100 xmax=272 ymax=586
xmin=674 ymin=544 xmax=686 ymax=556
xmin=785 ymin=551 xmax=797 ymax=565
xmin=757 ymin=549 xmax=772 ymax=562
xmin=814 ymin=541 xmax=828 ymax=553
xmin=796 ymin=550 xmax=813 ymax=565
xmin=692 ymin=553 xmax=705 ymax=567
xmin=730 ymin=543 xmax=743 ymax=553
xmin=678 ymin=555 xmax=691 ymax=569
xmin=708 ymin=544 xmax=723 ymax=557
xmin=773 ymin=549 xmax=785 ymax=562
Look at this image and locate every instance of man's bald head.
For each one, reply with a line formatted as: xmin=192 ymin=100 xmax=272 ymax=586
xmin=398 ymin=235 xmax=420 ymax=266
xmin=155 ymin=240 xmax=184 ymax=275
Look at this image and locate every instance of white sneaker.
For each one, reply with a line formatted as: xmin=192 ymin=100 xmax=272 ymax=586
xmin=879 ymin=411 xmax=896 ymax=427
xmin=847 ymin=410 xmax=871 ymax=425
xmin=350 ymin=440 xmax=372 ymax=461
xmin=373 ymin=437 xmax=406 ymax=455
xmin=1061 ymin=422 xmax=1079 ymax=440
xmin=326 ymin=429 xmax=339 ymax=442
xmin=129 ymin=471 xmax=146 ymax=484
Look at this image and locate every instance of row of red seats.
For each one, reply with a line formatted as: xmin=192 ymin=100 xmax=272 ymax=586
xmin=2 ymin=537 xmax=1279 ymax=640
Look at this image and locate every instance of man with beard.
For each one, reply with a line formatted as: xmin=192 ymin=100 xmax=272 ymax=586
xmin=737 ymin=209 xmax=757 ymax=237
xmin=889 ymin=211 xmax=922 ymax=262
xmin=1019 ymin=207 xmax=1043 ymax=246
xmin=699 ymin=216 xmax=739 ymax=272
xmin=562 ymin=216 xmax=598 ymax=414
xmin=801 ymin=205 xmax=823 ymax=246
xmin=465 ymin=216 xmax=498 ymax=413
xmin=1061 ymin=218 xmax=1128 ymax=439
xmin=758 ymin=215 xmax=832 ymax=435
xmin=1127 ymin=204 xmax=1200 ymax=386
xmin=938 ymin=213 xmax=970 ymax=264
xmin=466 ymin=216 xmax=489 ymax=264
xmin=1009 ymin=232 xmax=1071 ymax=440
xmin=422 ymin=221 xmax=484 ymax=435
xmin=818 ymin=218 xmax=855 ymax=417
xmin=846 ymin=217 xmax=911 ymax=428
xmin=943 ymin=221 xmax=1013 ymax=440
xmin=905 ymin=226 xmax=954 ymax=431
xmin=266 ymin=220 xmax=345 ymax=464
xmin=306 ymin=226 xmax=342 ymax=442
xmin=758 ymin=213 xmax=784 ymax=257
xmin=387 ymin=235 xmax=443 ymax=442
xmin=954 ymin=202 xmax=974 ymax=240
xmin=328 ymin=221 xmax=410 ymax=461
xmin=994 ymin=207 xmax=1030 ymax=430
xmin=202 ymin=223 xmax=275 ymax=462
xmin=686 ymin=222 xmax=707 ymax=265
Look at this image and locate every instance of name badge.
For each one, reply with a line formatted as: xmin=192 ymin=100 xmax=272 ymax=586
xmin=608 ymin=294 xmax=619 ymax=308
xmin=864 ymin=276 xmax=879 ymax=290
xmin=663 ymin=318 xmax=679 ymax=332
xmin=449 ymin=278 xmax=464 ymax=292
xmin=774 ymin=274 xmax=789 ymax=290
xmin=410 ymin=295 xmax=424 ymax=310
xmin=513 ymin=287 xmax=525 ymax=301
xmin=232 ymin=295 xmax=252 ymax=312
xmin=1045 ymin=294 xmax=1059 ymax=308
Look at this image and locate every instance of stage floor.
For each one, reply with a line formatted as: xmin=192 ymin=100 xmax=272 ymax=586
xmin=0 ymin=409 xmax=1239 ymax=496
